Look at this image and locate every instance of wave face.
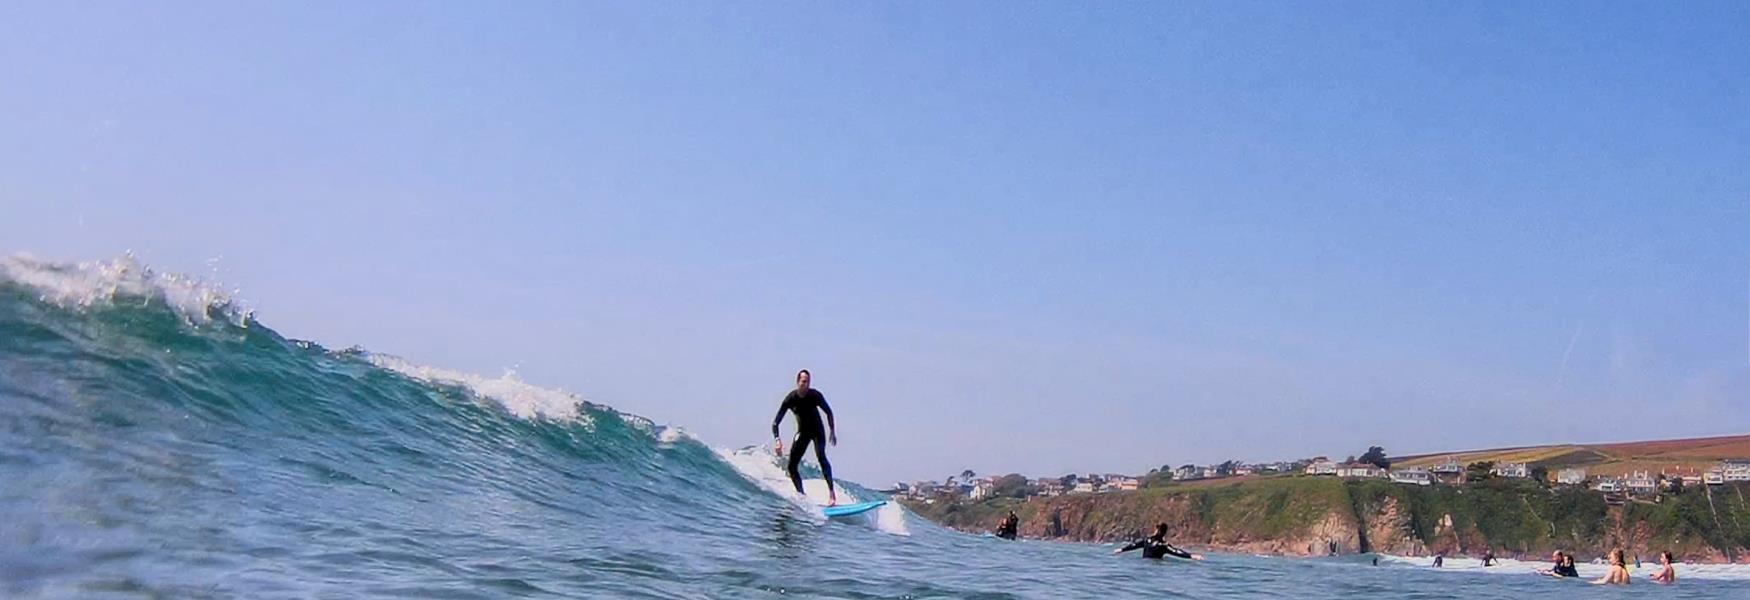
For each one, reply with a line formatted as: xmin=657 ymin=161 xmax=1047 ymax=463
xmin=0 ymin=255 xmax=913 ymax=598
xmin=6 ymin=255 xmax=1750 ymax=599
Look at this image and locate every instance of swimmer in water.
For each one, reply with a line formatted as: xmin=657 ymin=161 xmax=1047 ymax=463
xmin=1591 ymin=549 xmax=1630 ymax=585
xmin=1648 ymin=551 xmax=1675 ymax=584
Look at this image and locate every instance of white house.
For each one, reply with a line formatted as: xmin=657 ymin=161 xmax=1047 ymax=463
xmin=1073 ymin=478 xmax=1100 ymax=494
xmin=1173 ymin=465 xmax=1200 ymax=481
xmin=1492 ymin=462 xmax=1530 ymax=478
xmin=1337 ymin=463 xmax=1386 ymax=478
xmin=1722 ymin=461 xmax=1750 ymax=482
xmin=1305 ymin=460 xmax=1338 ymax=476
xmin=1626 ymin=471 xmax=1657 ymax=495
xmin=1556 ymin=468 xmax=1587 ymax=486
xmin=1430 ymin=458 xmax=1464 ymax=475
xmin=1111 ymin=476 xmax=1140 ymax=491
xmin=1390 ymin=469 xmax=1433 ymax=486
xmin=1593 ymin=477 xmax=1622 ymax=493
xmin=1705 ymin=470 xmax=1726 ymax=486
xmin=970 ymin=482 xmax=995 ymax=501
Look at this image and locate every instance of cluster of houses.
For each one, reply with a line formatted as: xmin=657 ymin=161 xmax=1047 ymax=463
xmin=894 ymin=459 xmax=1750 ymax=504
xmin=893 ymin=461 xmax=1301 ymax=502
xmin=1295 ymin=457 xmax=1750 ymax=502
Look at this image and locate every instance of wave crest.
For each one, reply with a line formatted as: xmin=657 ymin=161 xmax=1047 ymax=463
xmin=1 ymin=253 xmax=252 ymax=326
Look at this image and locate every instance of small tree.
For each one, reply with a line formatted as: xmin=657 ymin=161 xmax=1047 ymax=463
xmin=1359 ymin=446 xmax=1390 ymax=469
xmin=1466 ymin=461 xmax=1496 ymax=483
xmin=993 ymin=473 xmax=1030 ymax=498
xmin=962 ymin=469 xmax=976 ymax=480
xmin=1529 ymin=465 xmax=1550 ymax=486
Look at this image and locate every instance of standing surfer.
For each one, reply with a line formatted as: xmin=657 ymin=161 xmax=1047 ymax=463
xmin=772 ymin=369 xmax=838 ymax=505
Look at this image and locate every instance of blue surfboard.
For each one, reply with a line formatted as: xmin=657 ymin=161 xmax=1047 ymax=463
xmin=822 ymin=500 xmax=886 ymax=518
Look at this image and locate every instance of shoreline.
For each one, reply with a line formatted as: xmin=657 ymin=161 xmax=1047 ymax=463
xmin=901 ymin=477 xmax=1750 ymax=565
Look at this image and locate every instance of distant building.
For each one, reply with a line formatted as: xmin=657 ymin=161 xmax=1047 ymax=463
xmin=970 ymin=482 xmax=994 ymax=501
xmin=1593 ymin=477 xmax=1622 ymax=493
xmin=1430 ymin=458 xmax=1463 ymax=475
xmin=1492 ymin=462 xmax=1530 ymax=479
xmin=1337 ymin=463 xmax=1386 ymax=479
xmin=1722 ymin=461 xmax=1750 ymax=482
xmin=1073 ymin=478 xmax=1100 ymax=494
xmin=1705 ymin=469 xmax=1726 ymax=486
xmin=1305 ymin=459 xmax=1338 ymax=476
xmin=1174 ymin=465 xmax=1201 ymax=481
xmin=1556 ymin=468 xmax=1587 ymax=486
xmin=1626 ymin=471 xmax=1657 ymax=496
xmin=1660 ymin=467 xmax=1702 ymax=488
xmin=1111 ymin=476 xmax=1140 ymax=491
xmin=1234 ymin=465 xmax=1256 ymax=477
xmin=1034 ymin=478 xmax=1065 ymax=497
xmin=1390 ymin=469 xmax=1433 ymax=486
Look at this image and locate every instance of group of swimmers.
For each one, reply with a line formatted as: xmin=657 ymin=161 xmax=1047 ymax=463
xmin=1427 ymin=547 xmax=1676 ymax=584
xmin=1579 ymin=549 xmax=1677 ymax=585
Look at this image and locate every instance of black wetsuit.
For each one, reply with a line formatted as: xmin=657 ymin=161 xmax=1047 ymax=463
xmin=996 ymin=516 xmax=1019 ymax=540
xmin=1117 ymin=535 xmax=1192 ymax=560
xmin=1553 ymin=559 xmax=1578 ymax=578
xmin=772 ymin=388 xmax=835 ymax=495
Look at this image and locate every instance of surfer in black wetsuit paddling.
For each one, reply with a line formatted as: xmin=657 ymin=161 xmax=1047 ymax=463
xmin=772 ymin=369 xmax=838 ymax=505
xmin=1114 ymin=523 xmax=1204 ymax=560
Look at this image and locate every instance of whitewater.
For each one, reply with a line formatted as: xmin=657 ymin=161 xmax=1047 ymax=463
xmin=4 ymin=255 xmax=1748 ymax=599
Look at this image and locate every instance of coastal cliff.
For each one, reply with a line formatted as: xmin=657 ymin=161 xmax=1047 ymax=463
xmin=902 ymin=477 xmax=1750 ymax=563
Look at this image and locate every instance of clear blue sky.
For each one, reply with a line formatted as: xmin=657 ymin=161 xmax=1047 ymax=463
xmin=3 ymin=2 xmax=1747 ymax=484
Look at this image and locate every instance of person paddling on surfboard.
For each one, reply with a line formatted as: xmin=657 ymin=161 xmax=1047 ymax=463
xmin=772 ymin=369 xmax=838 ymax=505
xmin=1113 ymin=523 xmax=1203 ymax=561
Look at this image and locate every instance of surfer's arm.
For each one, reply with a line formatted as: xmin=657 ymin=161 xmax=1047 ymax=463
xmin=1161 ymin=544 xmax=1193 ymax=560
xmin=1113 ymin=540 xmax=1145 ymax=554
xmin=819 ymin=394 xmax=836 ymax=443
xmin=771 ymin=397 xmax=790 ymax=439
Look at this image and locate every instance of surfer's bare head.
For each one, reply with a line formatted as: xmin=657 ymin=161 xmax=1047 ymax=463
xmin=796 ymin=369 xmax=811 ymax=391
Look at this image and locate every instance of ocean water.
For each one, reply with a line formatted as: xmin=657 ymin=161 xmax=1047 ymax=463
xmin=3 ymin=254 xmax=1748 ymax=599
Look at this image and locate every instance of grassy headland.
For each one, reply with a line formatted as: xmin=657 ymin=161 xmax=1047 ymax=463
xmin=904 ymin=476 xmax=1750 ymax=563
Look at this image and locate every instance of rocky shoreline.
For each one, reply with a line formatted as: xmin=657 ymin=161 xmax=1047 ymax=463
xmin=902 ymin=477 xmax=1750 ymax=564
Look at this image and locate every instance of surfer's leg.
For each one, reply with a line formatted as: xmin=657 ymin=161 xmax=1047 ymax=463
xmin=786 ymin=435 xmax=811 ymax=494
xmin=812 ymin=436 xmax=834 ymax=494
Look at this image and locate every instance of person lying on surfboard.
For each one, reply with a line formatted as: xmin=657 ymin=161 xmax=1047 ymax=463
xmin=772 ymin=369 xmax=838 ymax=505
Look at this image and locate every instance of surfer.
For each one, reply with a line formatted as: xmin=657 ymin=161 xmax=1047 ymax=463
xmin=1433 ymin=553 xmax=1444 ymax=567
xmin=995 ymin=511 xmax=1019 ymax=540
xmin=1538 ymin=551 xmax=1579 ymax=578
xmin=1113 ymin=523 xmax=1203 ymax=560
xmin=1481 ymin=549 xmax=1496 ymax=566
xmin=772 ymin=369 xmax=837 ymax=505
xmin=1648 ymin=551 xmax=1675 ymax=583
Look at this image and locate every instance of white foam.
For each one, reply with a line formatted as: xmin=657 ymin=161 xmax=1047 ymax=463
xmin=1378 ymin=554 xmax=1750 ymax=581
xmin=365 ymin=354 xmax=592 ymax=424
xmin=715 ymin=445 xmax=908 ymax=535
xmin=0 ymin=253 xmax=251 ymax=326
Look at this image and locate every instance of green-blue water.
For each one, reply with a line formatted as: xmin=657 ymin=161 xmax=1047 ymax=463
xmin=3 ymin=256 xmax=1747 ymax=599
